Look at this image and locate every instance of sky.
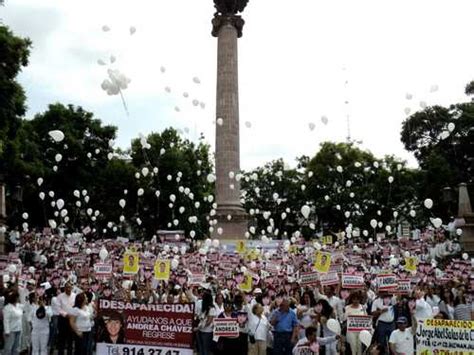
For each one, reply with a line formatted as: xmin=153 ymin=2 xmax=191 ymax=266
xmin=2 ymin=0 xmax=474 ymax=170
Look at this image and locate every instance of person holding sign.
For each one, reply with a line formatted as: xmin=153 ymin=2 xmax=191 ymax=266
xmin=270 ymin=298 xmax=299 ymax=355
xmin=314 ymin=252 xmax=331 ymax=273
xmin=345 ymin=291 xmax=368 ymax=355
xmin=196 ymin=291 xmax=217 ymax=355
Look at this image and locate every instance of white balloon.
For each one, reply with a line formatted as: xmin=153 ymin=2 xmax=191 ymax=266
xmin=431 ymin=217 xmax=442 ymax=229
xmin=48 ymin=220 xmax=57 ymax=229
xmin=141 ymin=167 xmax=149 ymax=177
xmin=385 ymin=225 xmax=391 ymax=233
xmin=301 ymin=205 xmax=311 ymax=219
xmin=344 ymin=211 xmax=351 ymax=218
xmin=388 ymin=176 xmax=394 ymax=184
xmin=245 ymin=121 xmax=252 ymax=128
xmin=73 ymin=190 xmax=80 ymax=198
xmin=55 ymin=153 xmax=63 ymax=162
xmin=39 ymin=192 xmax=45 ymax=200
xmin=462 ymin=253 xmax=468 ymax=260
xmin=60 ymin=209 xmax=68 ymax=217
xmin=216 ymin=118 xmax=224 ymax=126
xmin=359 ymin=330 xmax=372 ymax=348
xmin=308 ymin=122 xmax=315 ymax=131
xmin=336 ymin=165 xmax=343 ymax=173
xmin=84 ymin=196 xmax=90 ymax=203
xmin=326 ymin=319 xmax=341 ymax=335
xmin=119 ymin=215 xmax=125 ymax=222
xmin=56 ymin=199 xmax=65 ymax=210
xmin=48 ymin=130 xmax=65 ymax=142
xmin=99 ymin=247 xmax=108 ymax=261
xmin=22 ymin=212 xmax=29 ymax=220
xmin=321 ymin=116 xmax=329 ymax=125
xmin=137 ymin=188 xmax=144 ymax=196
xmin=37 ymin=177 xmax=44 ymax=186
xmin=7 ymin=264 xmax=16 ymax=274
xmin=362 ymin=230 xmax=369 ymax=237
xmin=409 ymin=210 xmax=416 ymax=217
xmin=102 ymin=25 xmax=110 ymax=32
xmin=370 ymin=219 xmax=377 ymax=229
xmin=447 ymin=122 xmax=455 ymax=132
xmin=119 ymin=199 xmax=126 ymax=208
xmin=129 ymin=26 xmax=136 ymax=35
xmin=424 ymin=198 xmax=433 ymax=209
xmin=393 ymin=211 xmax=398 ymax=218
xmin=456 ymin=228 xmax=462 ymax=236
xmin=207 ymin=174 xmax=216 ymax=183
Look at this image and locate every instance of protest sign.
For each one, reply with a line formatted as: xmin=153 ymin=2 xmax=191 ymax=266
xmin=347 ymin=315 xmax=372 ymax=332
xmin=96 ymin=300 xmax=194 ymax=355
xmin=376 ymin=274 xmax=398 ymax=292
xmin=213 ymin=318 xmax=239 ymax=338
xmin=314 ymin=251 xmax=331 ymax=273
xmin=321 ymin=235 xmax=333 ymax=245
xmin=405 ymin=257 xmax=418 ymax=272
xmin=154 ymin=260 xmax=171 ymax=281
xmin=396 ymin=279 xmax=412 ymax=295
xmin=123 ymin=252 xmax=140 ymax=275
xmin=188 ymin=273 xmax=205 ymax=286
xmin=94 ymin=263 xmax=113 ymax=278
xmin=416 ymin=319 xmax=474 ymax=354
xmin=320 ymin=272 xmax=339 ymax=286
xmin=238 ymin=273 xmax=253 ymax=292
xmin=342 ymin=274 xmax=365 ymax=289
xmin=236 ymin=240 xmax=247 ymax=254
xmin=299 ymin=272 xmax=319 ymax=286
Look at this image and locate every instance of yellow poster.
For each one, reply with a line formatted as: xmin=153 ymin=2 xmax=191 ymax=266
xmin=123 ymin=252 xmax=139 ymax=274
xmin=405 ymin=257 xmax=417 ymax=272
xmin=238 ymin=273 xmax=253 ymax=292
xmin=236 ymin=240 xmax=247 ymax=254
xmin=314 ymin=251 xmax=331 ymax=273
xmin=289 ymin=245 xmax=298 ymax=254
xmin=321 ymin=235 xmax=333 ymax=245
xmin=154 ymin=259 xmax=171 ymax=281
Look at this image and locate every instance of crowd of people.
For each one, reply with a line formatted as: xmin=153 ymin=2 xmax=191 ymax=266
xmin=0 ymin=226 xmax=473 ymax=355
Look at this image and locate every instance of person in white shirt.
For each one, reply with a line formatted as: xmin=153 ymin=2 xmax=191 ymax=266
xmin=371 ymin=293 xmax=395 ymax=353
xmin=196 ymin=291 xmax=217 ymax=355
xmin=414 ymin=290 xmax=432 ymax=321
xmin=248 ymin=303 xmax=269 ymax=355
xmin=389 ymin=316 xmax=416 ymax=355
xmin=30 ymin=299 xmax=52 ymax=355
xmin=3 ymin=290 xmax=24 ymax=355
xmin=57 ymin=282 xmax=76 ymax=355
xmin=69 ymin=292 xmax=94 ymax=355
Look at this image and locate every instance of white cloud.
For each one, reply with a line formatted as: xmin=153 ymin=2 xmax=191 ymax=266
xmin=3 ymin=0 xmax=474 ymax=170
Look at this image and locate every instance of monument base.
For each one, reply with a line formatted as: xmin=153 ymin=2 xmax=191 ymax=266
xmin=213 ymin=206 xmax=248 ymax=240
xmin=460 ymin=214 xmax=474 ymax=255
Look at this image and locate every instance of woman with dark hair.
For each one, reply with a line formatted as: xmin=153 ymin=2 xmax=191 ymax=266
xmin=345 ymin=291 xmax=367 ymax=355
xmin=69 ymin=292 xmax=93 ymax=355
xmin=196 ymin=290 xmax=217 ymax=355
xmin=2 ymin=290 xmax=23 ymax=355
xmin=438 ymin=288 xmax=455 ymax=320
xmin=453 ymin=292 xmax=471 ymax=320
xmin=313 ymin=299 xmax=339 ymax=355
xmin=98 ymin=311 xmax=125 ymax=344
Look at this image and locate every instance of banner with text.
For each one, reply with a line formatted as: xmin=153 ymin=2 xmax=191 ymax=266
xmin=96 ymin=300 xmax=194 ymax=355
xmin=347 ymin=315 xmax=372 ymax=332
xmin=416 ymin=319 xmax=474 ymax=355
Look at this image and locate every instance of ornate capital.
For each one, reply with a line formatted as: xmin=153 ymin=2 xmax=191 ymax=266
xmin=212 ymin=14 xmax=245 ymax=37
xmin=214 ymin=0 xmax=248 ymax=16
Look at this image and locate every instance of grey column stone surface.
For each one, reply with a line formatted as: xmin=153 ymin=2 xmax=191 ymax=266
xmin=211 ymin=1 xmax=249 ymax=239
xmin=457 ymin=183 xmax=474 ymax=254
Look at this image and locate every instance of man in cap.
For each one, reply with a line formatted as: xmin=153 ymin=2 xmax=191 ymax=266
xmin=389 ymin=315 xmax=417 ymax=355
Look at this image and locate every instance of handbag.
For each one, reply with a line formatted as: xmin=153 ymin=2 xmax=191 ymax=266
xmin=249 ymin=318 xmax=261 ymax=344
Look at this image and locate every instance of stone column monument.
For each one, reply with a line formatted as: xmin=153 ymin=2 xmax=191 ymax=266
xmin=211 ymin=0 xmax=249 ymax=239
xmin=0 ymin=180 xmax=6 ymax=254
xmin=457 ymin=183 xmax=474 ymax=254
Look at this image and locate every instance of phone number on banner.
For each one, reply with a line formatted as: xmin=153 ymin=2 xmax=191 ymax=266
xmin=96 ymin=344 xmax=193 ymax=355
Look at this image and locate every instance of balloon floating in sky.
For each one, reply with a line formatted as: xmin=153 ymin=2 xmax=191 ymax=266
xmin=429 ymin=84 xmax=439 ymax=93
xmin=308 ymin=122 xmax=315 ymax=131
xmin=321 ymin=116 xmax=329 ymax=125
xmin=129 ymin=26 xmax=136 ymax=35
xmin=245 ymin=121 xmax=252 ymax=128
xmin=48 ymin=130 xmax=65 ymax=142
xmin=193 ymin=77 xmax=201 ymax=84
xmin=424 ymin=198 xmax=433 ymax=209
xmin=102 ymin=25 xmax=110 ymax=32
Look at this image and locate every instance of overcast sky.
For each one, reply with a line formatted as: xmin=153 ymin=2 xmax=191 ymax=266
xmin=2 ymin=0 xmax=474 ymax=170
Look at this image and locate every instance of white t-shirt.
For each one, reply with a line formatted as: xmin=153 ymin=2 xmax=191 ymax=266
xmin=3 ymin=303 xmax=24 ymax=334
xmin=389 ymin=328 xmax=414 ymax=355
xmin=30 ymin=305 xmax=52 ymax=334
xmin=248 ymin=313 xmax=269 ymax=341
xmin=415 ymin=298 xmax=432 ymax=321
xmin=57 ymin=292 xmax=76 ymax=317
xmin=197 ymin=306 xmax=217 ymax=333
xmin=69 ymin=307 xmax=93 ymax=332
xmin=372 ymin=298 xmax=395 ymax=323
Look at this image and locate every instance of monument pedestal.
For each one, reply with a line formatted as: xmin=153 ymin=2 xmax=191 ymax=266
xmin=212 ymin=206 xmax=248 ymax=240
xmin=457 ymin=183 xmax=474 ymax=255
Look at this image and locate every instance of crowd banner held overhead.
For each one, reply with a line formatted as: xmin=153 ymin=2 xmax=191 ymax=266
xmin=238 ymin=273 xmax=253 ymax=292
xmin=94 ymin=263 xmax=113 ymax=279
xmin=314 ymin=251 xmax=331 ymax=273
xmin=342 ymin=274 xmax=365 ymax=289
xmin=416 ymin=319 xmax=474 ymax=354
xmin=396 ymin=279 xmax=412 ymax=295
xmin=299 ymin=271 xmax=319 ymax=286
xmin=376 ymin=273 xmax=398 ymax=292
xmin=154 ymin=259 xmax=171 ymax=281
xmin=321 ymin=235 xmax=333 ymax=245
xmin=213 ymin=318 xmax=239 ymax=338
xmin=347 ymin=315 xmax=373 ymax=332
xmin=96 ymin=300 xmax=194 ymax=355
xmin=123 ymin=252 xmax=140 ymax=275
xmin=320 ymin=272 xmax=340 ymax=286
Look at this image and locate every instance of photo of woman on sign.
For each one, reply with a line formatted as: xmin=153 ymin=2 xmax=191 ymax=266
xmin=97 ymin=311 xmax=126 ymax=344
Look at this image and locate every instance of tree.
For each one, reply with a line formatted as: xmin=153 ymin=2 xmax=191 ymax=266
xmin=130 ymin=128 xmax=213 ymax=238
xmin=241 ymin=159 xmax=306 ymax=239
xmin=0 ymin=25 xmax=31 ymax=196
xmin=401 ymin=101 xmax=474 ymax=217
xmin=465 ymin=80 xmax=474 ymax=97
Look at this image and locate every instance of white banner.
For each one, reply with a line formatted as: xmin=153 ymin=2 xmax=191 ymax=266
xmin=416 ymin=319 xmax=474 ymax=354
